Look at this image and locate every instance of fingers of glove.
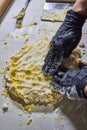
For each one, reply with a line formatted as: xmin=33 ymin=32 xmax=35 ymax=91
xmin=42 ymin=48 xmax=54 ymax=75
xmin=42 ymin=49 xmax=63 ymax=76
xmin=51 ymin=72 xmax=64 ymax=81
xmin=58 ymin=65 xmax=69 ymax=72
xmin=50 ymin=35 xmax=59 ymax=47
xmin=51 ymin=75 xmax=62 ymax=84
xmin=72 ymin=71 xmax=87 ymax=85
xmin=81 ymin=66 xmax=87 ymax=70
xmin=50 ymin=82 xmax=66 ymax=95
xmin=57 ymin=71 xmax=65 ymax=78
xmin=48 ymin=51 xmax=63 ymax=76
xmin=44 ymin=47 xmax=53 ymax=63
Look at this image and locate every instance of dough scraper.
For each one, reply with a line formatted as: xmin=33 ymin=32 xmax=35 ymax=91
xmin=44 ymin=0 xmax=75 ymax=11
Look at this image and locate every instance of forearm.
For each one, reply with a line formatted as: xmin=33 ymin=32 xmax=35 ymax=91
xmin=72 ymin=0 xmax=87 ymax=16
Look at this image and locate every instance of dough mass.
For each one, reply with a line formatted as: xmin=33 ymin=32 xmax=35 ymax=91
xmin=5 ymin=39 xmax=86 ymax=111
xmin=5 ymin=40 xmax=63 ymax=110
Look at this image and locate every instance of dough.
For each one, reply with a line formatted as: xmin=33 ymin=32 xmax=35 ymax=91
xmin=41 ymin=10 xmax=67 ymax=22
xmin=62 ymin=49 xmax=82 ymax=70
xmin=5 ymin=39 xmax=87 ymax=111
xmin=5 ymin=40 xmax=63 ymax=111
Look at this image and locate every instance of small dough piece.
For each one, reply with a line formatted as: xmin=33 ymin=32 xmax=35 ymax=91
xmin=2 ymin=103 xmax=8 ymax=112
xmin=79 ymin=42 xmax=85 ymax=48
xmin=41 ymin=10 xmax=67 ymax=22
xmin=62 ymin=49 xmax=82 ymax=70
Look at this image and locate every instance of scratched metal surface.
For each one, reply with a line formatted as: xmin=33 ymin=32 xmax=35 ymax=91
xmin=0 ymin=0 xmax=87 ymax=130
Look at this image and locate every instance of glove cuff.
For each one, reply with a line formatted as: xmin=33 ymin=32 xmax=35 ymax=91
xmin=76 ymin=77 xmax=87 ymax=99
xmin=65 ymin=10 xmax=86 ymax=28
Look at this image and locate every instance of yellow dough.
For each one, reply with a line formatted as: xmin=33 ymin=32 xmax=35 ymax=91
xmin=62 ymin=49 xmax=82 ymax=70
xmin=41 ymin=10 xmax=67 ymax=22
xmin=5 ymin=40 xmax=63 ymax=111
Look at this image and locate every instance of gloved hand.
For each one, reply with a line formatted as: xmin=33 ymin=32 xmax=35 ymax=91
xmin=42 ymin=10 xmax=86 ymax=76
xmin=50 ymin=66 xmax=87 ymax=100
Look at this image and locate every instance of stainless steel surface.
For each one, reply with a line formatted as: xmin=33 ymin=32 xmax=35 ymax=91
xmin=0 ymin=0 xmax=87 ymax=130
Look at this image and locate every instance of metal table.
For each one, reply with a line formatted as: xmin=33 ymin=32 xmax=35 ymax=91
xmin=0 ymin=0 xmax=87 ymax=130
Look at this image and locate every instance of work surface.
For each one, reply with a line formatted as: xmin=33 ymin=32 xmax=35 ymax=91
xmin=1 ymin=0 xmax=87 ymax=130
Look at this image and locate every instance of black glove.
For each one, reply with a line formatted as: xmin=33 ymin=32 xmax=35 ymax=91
xmin=50 ymin=66 xmax=87 ymax=100
xmin=42 ymin=10 xmax=86 ymax=76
